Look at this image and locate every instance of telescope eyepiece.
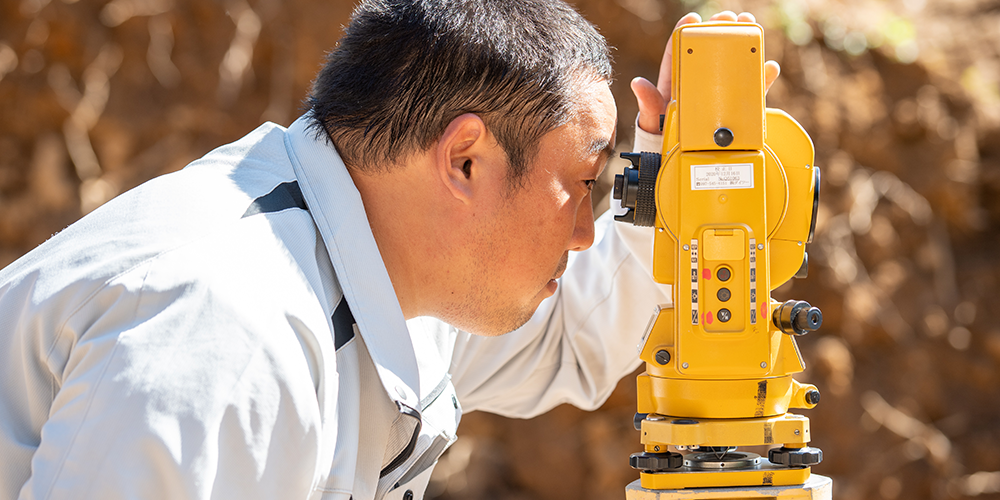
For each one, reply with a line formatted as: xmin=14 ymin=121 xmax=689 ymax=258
xmin=613 ymin=152 xmax=661 ymax=227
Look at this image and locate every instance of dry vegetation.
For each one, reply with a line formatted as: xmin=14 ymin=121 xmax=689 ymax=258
xmin=2 ymin=0 xmax=999 ymax=499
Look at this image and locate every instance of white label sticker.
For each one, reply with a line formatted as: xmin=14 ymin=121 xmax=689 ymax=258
xmin=691 ymin=163 xmax=754 ymax=190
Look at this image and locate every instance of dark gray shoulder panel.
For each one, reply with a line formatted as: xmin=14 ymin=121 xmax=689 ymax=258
xmin=242 ymin=181 xmax=307 ymax=218
xmin=332 ymin=297 xmax=356 ymax=351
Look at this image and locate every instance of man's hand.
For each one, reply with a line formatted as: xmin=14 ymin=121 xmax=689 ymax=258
xmin=631 ymin=11 xmax=782 ymax=135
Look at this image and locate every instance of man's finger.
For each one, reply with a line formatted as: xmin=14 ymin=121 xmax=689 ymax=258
xmin=764 ymin=61 xmax=781 ymax=94
xmin=709 ymin=11 xmax=737 ymax=22
xmin=674 ymin=11 xmax=701 ymax=30
xmin=737 ymin=12 xmax=756 ymax=23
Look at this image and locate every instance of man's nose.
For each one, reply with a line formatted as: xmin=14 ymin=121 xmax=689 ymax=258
xmin=569 ymin=200 xmax=596 ymax=252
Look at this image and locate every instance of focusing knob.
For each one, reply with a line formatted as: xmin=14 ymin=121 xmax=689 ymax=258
xmin=806 ymin=390 xmax=821 ymax=405
xmin=768 ymin=446 xmax=823 ymax=467
xmin=772 ymin=300 xmax=823 ymax=336
xmin=614 ymin=152 xmax=661 ymax=227
xmin=629 ymin=451 xmax=683 ymax=472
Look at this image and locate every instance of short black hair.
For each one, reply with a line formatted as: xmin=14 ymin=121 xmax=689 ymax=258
xmin=308 ymin=0 xmax=612 ymax=186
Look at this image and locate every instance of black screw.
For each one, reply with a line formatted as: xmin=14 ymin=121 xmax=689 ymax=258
xmin=714 ymin=127 xmax=734 ymax=147
xmin=806 ymin=390 xmax=821 ymax=405
xmin=403 ymin=490 xmax=414 ymax=500
xmin=655 ymin=349 xmax=671 ymax=365
xmin=751 ymin=47 xmax=757 ymax=53
xmin=717 ymin=288 xmax=731 ymax=302
xmin=718 ymin=309 xmax=732 ymax=322
xmin=687 ymin=48 xmax=693 ymax=54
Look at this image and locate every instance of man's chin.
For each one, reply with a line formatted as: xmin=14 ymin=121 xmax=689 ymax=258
xmin=450 ymin=299 xmax=542 ymax=337
xmin=438 ymin=280 xmax=557 ymax=337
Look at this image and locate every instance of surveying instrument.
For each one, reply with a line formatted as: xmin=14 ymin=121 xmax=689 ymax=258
xmin=613 ymin=21 xmax=832 ymax=499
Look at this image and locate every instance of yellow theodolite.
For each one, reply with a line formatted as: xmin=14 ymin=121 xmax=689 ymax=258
xmin=613 ymin=22 xmax=833 ymax=499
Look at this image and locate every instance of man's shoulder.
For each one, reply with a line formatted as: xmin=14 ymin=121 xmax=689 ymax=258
xmin=0 ymin=121 xmax=321 ymax=315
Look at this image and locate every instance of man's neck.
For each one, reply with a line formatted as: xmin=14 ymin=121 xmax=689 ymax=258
xmin=345 ymin=158 xmax=459 ymax=320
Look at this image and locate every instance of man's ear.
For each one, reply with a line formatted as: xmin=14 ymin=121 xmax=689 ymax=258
xmin=435 ymin=113 xmax=493 ymax=204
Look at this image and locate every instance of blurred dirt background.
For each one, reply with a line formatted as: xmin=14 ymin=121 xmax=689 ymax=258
xmin=1 ymin=0 xmax=999 ymax=498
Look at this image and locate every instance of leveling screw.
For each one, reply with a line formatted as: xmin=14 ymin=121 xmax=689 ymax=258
xmin=630 ymin=451 xmax=683 ymax=471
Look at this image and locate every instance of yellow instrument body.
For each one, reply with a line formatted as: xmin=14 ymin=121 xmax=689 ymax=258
xmin=624 ymin=22 xmax=830 ymax=497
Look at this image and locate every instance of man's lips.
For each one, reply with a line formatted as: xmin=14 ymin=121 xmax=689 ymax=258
xmin=551 ymin=253 xmax=569 ymax=281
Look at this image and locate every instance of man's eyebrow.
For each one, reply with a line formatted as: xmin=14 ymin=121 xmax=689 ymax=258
xmin=589 ymin=137 xmax=615 ymax=160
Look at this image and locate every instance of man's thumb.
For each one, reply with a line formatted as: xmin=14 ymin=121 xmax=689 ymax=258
xmin=631 ymin=76 xmax=666 ymax=135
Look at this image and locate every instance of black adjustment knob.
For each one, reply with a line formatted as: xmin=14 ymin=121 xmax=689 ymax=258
xmin=772 ymin=300 xmax=823 ymax=336
xmin=714 ymin=127 xmax=734 ymax=147
xmin=654 ymin=349 xmax=671 ymax=365
xmin=769 ymin=446 xmax=823 ymax=467
xmin=630 ymin=451 xmax=683 ymax=472
xmin=806 ymin=390 xmax=821 ymax=405
xmin=614 ymin=152 xmax=661 ymax=227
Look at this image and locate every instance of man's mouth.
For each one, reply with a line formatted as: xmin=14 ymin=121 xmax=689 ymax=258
xmin=552 ymin=253 xmax=569 ymax=281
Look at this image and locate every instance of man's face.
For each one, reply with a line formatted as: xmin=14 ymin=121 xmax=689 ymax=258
xmin=455 ymin=79 xmax=618 ymax=336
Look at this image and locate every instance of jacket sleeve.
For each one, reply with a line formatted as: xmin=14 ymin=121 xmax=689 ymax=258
xmin=12 ymin=254 xmax=333 ymax=500
xmin=448 ymin=123 xmax=670 ymax=418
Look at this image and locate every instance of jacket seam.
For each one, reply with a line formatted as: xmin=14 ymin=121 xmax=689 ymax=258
xmin=314 ymin=487 xmax=353 ymax=494
xmin=39 ymin=261 xmax=154 ymax=500
xmin=44 ymin=256 xmax=159 ymax=383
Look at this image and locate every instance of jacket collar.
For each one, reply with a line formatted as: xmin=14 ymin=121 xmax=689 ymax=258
xmin=282 ymin=114 xmax=439 ymax=410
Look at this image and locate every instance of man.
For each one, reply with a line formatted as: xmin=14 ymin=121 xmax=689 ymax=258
xmin=0 ymin=1 xmax=774 ymax=499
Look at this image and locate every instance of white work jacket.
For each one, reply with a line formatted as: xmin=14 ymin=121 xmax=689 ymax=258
xmin=0 ymin=115 xmax=669 ymax=500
